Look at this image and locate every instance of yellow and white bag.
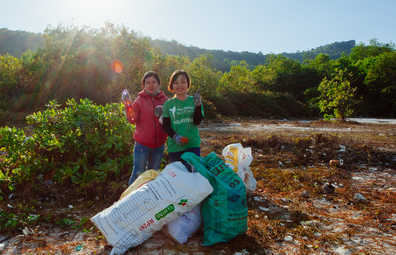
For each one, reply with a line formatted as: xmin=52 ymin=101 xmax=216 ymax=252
xmin=222 ymin=143 xmax=257 ymax=194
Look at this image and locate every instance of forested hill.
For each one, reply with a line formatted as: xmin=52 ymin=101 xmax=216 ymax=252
xmin=1 ymin=27 xmax=354 ymax=71
xmin=0 ymin=28 xmax=43 ymax=57
xmin=149 ymin=38 xmax=356 ymax=71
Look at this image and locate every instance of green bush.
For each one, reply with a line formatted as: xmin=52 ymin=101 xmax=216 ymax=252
xmin=208 ymin=91 xmax=311 ymax=118
xmin=0 ymin=99 xmax=135 ymax=192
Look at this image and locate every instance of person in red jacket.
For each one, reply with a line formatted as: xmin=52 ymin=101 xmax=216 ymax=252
xmin=124 ymin=71 xmax=169 ymax=186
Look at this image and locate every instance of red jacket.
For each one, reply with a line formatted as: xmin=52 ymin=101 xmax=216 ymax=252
xmin=127 ymin=90 xmax=169 ymax=148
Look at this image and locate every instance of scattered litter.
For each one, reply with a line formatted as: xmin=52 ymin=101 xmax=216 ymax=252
xmin=259 ymin=206 xmax=270 ymax=211
xmin=22 ymin=227 xmax=34 ymax=236
xmin=353 ymin=193 xmax=367 ymax=202
xmin=68 ymin=205 xmax=73 ymax=209
xmin=254 ymin=196 xmax=266 ymax=202
xmin=9 ymin=194 xmax=15 ymax=199
xmin=234 ymin=249 xmax=250 ymax=255
xmin=7 ymin=204 xmax=13 ymax=208
xmin=301 ymin=190 xmax=309 ymax=198
xmin=43 ymin=180 xmax=53 ymax=186
xmin=284 ymin=236 xmax=293 ymax=242
xmin=0 ymin=243 xmax=4 ymax=251
xmin=76 ymin=244 xmax=85 ymax=251
xmin=339 ymin=145 xmax=346 ymax=152
xmin=329 ymin=160 xmax=340 ymax=166
xmin=322 ymin=183 xmax=335 ymax=194
xmin=314 ymin=232 xmax=322 ymax=237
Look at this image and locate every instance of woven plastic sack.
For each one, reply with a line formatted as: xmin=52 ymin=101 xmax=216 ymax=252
xmin=119 ymin=170 xmax=161 ymax=201
xmin=120 ymin=170 xmax=203 ymax=244
xmin=181 ymin=151 xmax=248 ymax=246
xmin=222 ymin=143 xmax=257 ymax=194
xmin=91 ymin=162 xmax=213 ymax=255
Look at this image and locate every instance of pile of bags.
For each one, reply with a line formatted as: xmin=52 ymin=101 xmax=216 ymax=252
xmin=90 ymin=144 xmax=256 ymax=255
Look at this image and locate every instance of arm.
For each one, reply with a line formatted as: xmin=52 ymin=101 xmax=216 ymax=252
xmin=125 ymin=100 xmax=138 ymax=124
xmin=162 ymin=117 xmax=176 ymax=138
xmin=193 ymin=105 xmax=203 ymax=125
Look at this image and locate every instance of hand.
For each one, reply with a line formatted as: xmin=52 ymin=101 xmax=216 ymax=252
xmin=154 ymin=105 xmax=163 ymax=117
xmin=173 ymin=134 xmax=188 ymax=146
xmin=193 ymin=89 xmax=201 ymax=106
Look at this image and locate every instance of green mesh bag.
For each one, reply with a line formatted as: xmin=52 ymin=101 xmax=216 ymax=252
xmin=181 ymin=151 xmax=248 ymax=246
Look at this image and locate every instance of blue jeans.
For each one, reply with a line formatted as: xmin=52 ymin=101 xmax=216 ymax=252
xmin=128 ymin=142 xmax=165 ymax=186
xmin=168 ymin=147 xmax=201 ymax=172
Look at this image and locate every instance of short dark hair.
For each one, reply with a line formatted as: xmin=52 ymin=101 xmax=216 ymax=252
xmin=168 ymin=70 xmax=190 ymax=92
xmin=142 ymin=71 xmax=160 ymax=88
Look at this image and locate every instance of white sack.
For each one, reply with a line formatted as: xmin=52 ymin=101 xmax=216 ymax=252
xmin=90 ymin=162 xmax=213 ymax=255
xmin=161 ymin=203 xmax=202 ymax=244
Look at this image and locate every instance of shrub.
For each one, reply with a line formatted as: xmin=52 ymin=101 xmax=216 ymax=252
xmin=0 ymin=99 xmax=135 ymax=192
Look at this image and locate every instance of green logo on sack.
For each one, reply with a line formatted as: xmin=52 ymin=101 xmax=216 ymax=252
xmin=178 ymin=199 xmax=188 ymax=206
xmin=155 ymin=204 xmax=175 ymax=220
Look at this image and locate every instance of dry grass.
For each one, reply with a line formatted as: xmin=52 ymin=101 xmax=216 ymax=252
xmin=1 ymin=118 xmax=395 ymax=254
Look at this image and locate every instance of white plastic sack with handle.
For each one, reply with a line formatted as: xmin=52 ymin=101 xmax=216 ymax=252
xmin=161 ymin=203 xmax=202 ymax=244
xmin=222 ymin=143 xmax=257 ymax=194
xmin=90 ymin=162 xmax=213 ymax=255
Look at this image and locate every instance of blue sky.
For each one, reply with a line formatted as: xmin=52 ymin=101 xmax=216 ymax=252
xmin=1 ymin=0 xmax=396 ymax=54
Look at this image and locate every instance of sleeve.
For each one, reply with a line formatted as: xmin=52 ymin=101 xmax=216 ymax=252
xmin=193 ymin=105 xmax=203 ymax=125
xmin=126 ymin=99 xmax=139 ymax=124
xmin=162 ymin=117 xmax=176 ymax=138
xmin=162 ymin=100 xmax=176 ymax=137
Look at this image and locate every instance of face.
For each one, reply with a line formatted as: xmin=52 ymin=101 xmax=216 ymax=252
xmin=172 ymin=74 xmax=189 ymax=96
xmin=144 ymin=76 xmax=160 ymax=94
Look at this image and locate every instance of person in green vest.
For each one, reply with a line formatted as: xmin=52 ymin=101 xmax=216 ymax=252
xmin=162 ymin=70 xmax=204 ymax=171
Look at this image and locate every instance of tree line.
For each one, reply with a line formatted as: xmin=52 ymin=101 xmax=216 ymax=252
xmin=1 ymin=22 xmax=395 ymax=127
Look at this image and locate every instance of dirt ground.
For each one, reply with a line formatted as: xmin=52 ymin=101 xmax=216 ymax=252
xmin=1 ymin=118 xmax=395 ymax=254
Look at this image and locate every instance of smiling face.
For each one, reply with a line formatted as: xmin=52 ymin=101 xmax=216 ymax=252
xmin=172 ymin=74 xmax=189 ymax=97
xmin=144 ymin=76 xmax=160 ymax=94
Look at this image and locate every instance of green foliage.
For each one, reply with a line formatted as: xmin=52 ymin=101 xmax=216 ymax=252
xmin=186 ymin=54 xmax=222 ymax=98
xmin=1 ymin=22 xmax=395 ymax=120
xmin=56 ymin=218 xmax=77 ymax=227
xmin=218 ymin=61 xmax=255 ymax=93
xmin=0 ymin=99 xmax=135 ymax=191
xmin=318 ymin=68 xmax=358 ymax=121
xmin=208 ymin=91 xmax=310 ymax=118
xmin=56 ymin=216 xmax=90 ymax=229
xmin=0 ymin=28 xmax=43 ymax=58
xmin=0 ymin=209 xmax=39 ymax=231
xmin=349 ymin=39 xmax=395 ymax=62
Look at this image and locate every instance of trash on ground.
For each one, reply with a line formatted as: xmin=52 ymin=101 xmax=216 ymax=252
xmin=222 ymin=143 xmax=257 ymax=193
xmin=90 ymin=161 xmax=213 ymax=255
xmin=182 ymin=151 xmax=248 ymax=246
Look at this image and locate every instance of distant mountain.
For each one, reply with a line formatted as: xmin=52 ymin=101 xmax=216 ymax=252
xmin=0 ymin=28 xmax=355 ymax=72
xmin=0 ymin=28 xmax=43 ymax=57
xmin=149 ymin=38 xmax=356 ymax=71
